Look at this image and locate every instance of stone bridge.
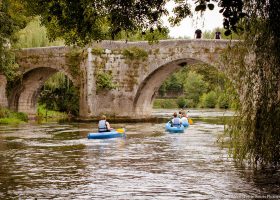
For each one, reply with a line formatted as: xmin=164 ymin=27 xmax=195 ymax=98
xmin=0 ymin=39 xmax=237 ymax=119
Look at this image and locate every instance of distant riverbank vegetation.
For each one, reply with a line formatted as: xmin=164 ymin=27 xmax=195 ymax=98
xmin=153 ymin=63 xmax=239 ymax=110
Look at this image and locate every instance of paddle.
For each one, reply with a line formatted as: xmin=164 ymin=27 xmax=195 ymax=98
xmin=116 ymin=128 xmax=125 ymax=133
xmin=187 ymin=111 xmax=193 ymax=125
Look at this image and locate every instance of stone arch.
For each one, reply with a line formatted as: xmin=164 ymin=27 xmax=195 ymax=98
xmin=133 ymin=57 xmax=215 ymax=116
xmin=8 ymin=66 xmax=77 ymax=116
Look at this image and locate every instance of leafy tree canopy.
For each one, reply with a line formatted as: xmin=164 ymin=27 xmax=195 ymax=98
xmin=21 ymin=0 xmax=246 ymax=46
xmin=0 ymin=0 xmax=30 ymax=77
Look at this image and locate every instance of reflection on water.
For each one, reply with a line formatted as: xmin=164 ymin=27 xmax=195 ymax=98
xmin=0 ymin=109 xmax=279 ymax=199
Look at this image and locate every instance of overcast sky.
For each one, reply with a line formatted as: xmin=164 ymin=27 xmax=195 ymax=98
xmin=163 ymin=1 xmax=224 ymax=38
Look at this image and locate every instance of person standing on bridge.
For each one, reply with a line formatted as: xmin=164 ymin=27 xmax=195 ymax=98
xmin=214 ymin=31 xmax=222 ymax=39
xmin=98 ymin=115 xmax=113 ymax=132
xmin=194 ymin=29 xmax=202 ymax=39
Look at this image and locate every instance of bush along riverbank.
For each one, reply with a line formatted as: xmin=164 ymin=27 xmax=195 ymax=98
xmin=36 ymin=104 xmax=70 ymax=121
xmin=0 ymin=107 xmax=28 ymax=124
xmin=0 ymin=105 xmax=72 ymax=125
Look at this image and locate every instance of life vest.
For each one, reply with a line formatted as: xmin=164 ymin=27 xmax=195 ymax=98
xmin=172 ymin=117 xmax=181 ymax=127
xmin=98 ymin=120 xmax=108 ymax=132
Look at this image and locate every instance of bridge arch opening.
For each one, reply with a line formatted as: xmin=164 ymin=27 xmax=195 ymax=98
xmin=133 ymin=58 xmax=202 ymax=116
xmin=8 ymin=67 xmax=79 ymax=118
xmin=133 ymin=58 xmax=236 ymax=116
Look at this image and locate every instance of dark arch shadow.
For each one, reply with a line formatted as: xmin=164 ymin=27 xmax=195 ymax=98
xmin=8 ymin=67 xmax=77 ymax=116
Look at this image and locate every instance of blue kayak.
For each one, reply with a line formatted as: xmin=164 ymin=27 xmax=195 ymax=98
xmin=165 ymin=121 xmax=184 ymax=133
xmin=88 ymin=129 xmax=125 ymax=139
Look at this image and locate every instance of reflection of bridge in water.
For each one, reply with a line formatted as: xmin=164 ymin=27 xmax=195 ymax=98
xmin=0 ymin=39 xmax=238 ymax=119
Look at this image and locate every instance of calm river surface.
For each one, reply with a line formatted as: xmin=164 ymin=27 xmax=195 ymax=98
xmin=0 ymin=109 xmax=279 ymax=199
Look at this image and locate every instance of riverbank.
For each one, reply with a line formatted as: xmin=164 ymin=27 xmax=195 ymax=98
xmin=0 ymin=106 xmax=69 ymax=125
xmin=0 ymin=107 xmax=28 ymax=124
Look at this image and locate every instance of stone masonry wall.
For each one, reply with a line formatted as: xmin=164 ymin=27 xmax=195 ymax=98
xmin=0 ymin=74 xmax=8 ymax=107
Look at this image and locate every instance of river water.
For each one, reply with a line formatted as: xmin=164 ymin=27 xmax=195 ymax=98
xmin=0 ymin=109 xmax=279 ymax=199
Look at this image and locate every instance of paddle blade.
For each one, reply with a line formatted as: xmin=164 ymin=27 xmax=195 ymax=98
xmin=116 ymin=128 xmax=125 ymax=133
xmin=188 ymin=118 xmax=193 ymax=125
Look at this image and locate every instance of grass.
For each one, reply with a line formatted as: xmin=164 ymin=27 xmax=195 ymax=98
xmin=153 ymin=98 xmax=179 ymax=109
xmin=0 ymin=107 xmax=28 ymax=125
xmin=37 ymin=104 xmax=68 ymax=120
xmin=0 ymin=118 xmax=23 ymax=124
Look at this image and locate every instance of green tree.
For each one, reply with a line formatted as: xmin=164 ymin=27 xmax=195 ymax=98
xmin=13 ymin=17 xmax=64 ymax=48
xmin=21 ymin=0 xmax=173 ymax=45
xmin=199 ymin=91 xmax=217 ymax=108
xmin=0 ymin=0 xmax=29 ymax=79
xmin=217 ymin=93 xmax=229 ymax=109
xmin=184 ymin=71 xmax=208 ymax=106
xmin=221 ymin=0 xmax=280 ymax=168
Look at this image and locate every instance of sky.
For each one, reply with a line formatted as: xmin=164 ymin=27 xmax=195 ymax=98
xmin=163 ymin=1 xmax=224 ymax=38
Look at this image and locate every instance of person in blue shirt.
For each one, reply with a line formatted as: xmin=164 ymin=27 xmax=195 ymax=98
xmin=98 ymin=115 xmax=113 ymax=132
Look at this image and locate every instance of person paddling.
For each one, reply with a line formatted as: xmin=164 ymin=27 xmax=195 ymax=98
xmin=98 ymin=115 xmax=113 ymax=132
xmin=171 ymin=112 xmax=182 ymax=127
xmin=181 ymin=112 xmax=188 ymax=124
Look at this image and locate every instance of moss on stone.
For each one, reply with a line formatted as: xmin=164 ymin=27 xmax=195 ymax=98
xmin=95 ymin=70 xmax=117 ymax=93
xmin=122 ymin=46 xmax=148 ymax=61
xmin=65 ymin=48 xmax=83 ymax=79
xmin=28 ymin=55 xmax=40 ymax=64
xmin=91 ymin=47 xmax=104 ymax=55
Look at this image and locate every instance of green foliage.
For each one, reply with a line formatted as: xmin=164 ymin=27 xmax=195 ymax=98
xmin=13 ymin=17 xmax=64 ymax=48
xmin=20 ymin=0 xmax=246 ymax=44
xmin=199 ymin=91 xmax=217 ymax=108
xmin=176 ymin=96 xmax=187 ymax=108
xmin=153 ymin=99 xmax=178 ymax=109
xmin=221 ymin=0 xmax=280 ymax=167
xmin=114 ymin=27 xmax=169 ymax=42
xmin=96 ymin=71 xmax=117 ymax=92
xmin=22 ymin=0 xmax=172 ymax=45
xmin=158 ymin=74 xmax=184 ymax=96
xmin=203 ymin=27 xmax=244 ymax=40
xmin=65 ymin=48 xmax=83 ymax=78
xmin=122 ymin=47 xmax=148 ymax=61
xmin=157 ymin=64 xmax=238 ymax=109
xmin=0 ymin=0 xmax=29 ymax=79
xmin=0 ymin=106 xmax=28 ymax=124
xmin=0 ymin=118 xmax=22 ymax=124
xmin=91 ymin=47 xmax=103 ymax=55
xmin=217 ymin=93 xmax=230 ymax=109
xmin=184 ymin=99 xmax=196 ymax=108
xmin=184 ymin=71 xmax=208 ymax=105
xmin=38 ymin=73 xmax=79 ymax=116
xmin=37 ymin=104 xmax=68 ymax=119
